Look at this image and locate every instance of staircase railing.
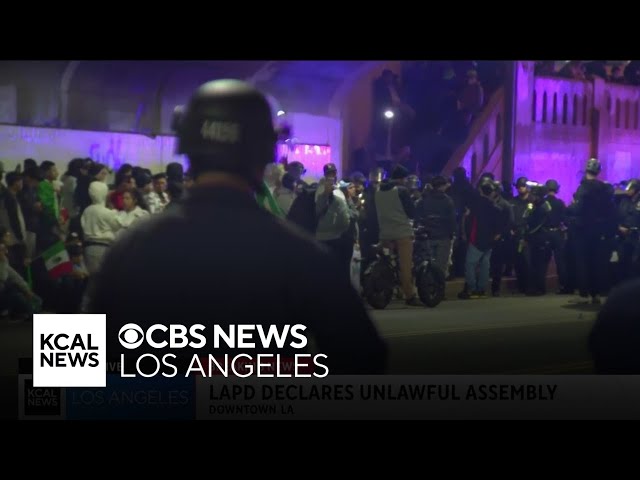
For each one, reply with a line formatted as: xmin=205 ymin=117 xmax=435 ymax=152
xmin=441 ymin=87 xmax=505 ymax=183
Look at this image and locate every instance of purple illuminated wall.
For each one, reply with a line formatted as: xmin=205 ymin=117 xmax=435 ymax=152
xmin=0 ymin=125 xmax=187 ymax=174
xmin=0 ymin=116 xmax=340 ymax=181
xmin=513 ymin=68 xmax=640 ymax=203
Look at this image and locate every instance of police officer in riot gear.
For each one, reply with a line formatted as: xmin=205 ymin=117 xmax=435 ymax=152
xmin=543 ymin=179 xmax=569 ymax=293
xmin=510 ymin=177 xmax=531 ymax=293
xmin=90 ymin=79 xmax=386 ymax=374
xmin=616 ymin=179 xmax=640 ymax=282
xmin=525 ymin=183 xmax=552 ymax=295
xmin=567 ymin=158 xmax=617 ymax=304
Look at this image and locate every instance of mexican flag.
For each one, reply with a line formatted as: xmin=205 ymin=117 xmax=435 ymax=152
xmin=42 ymin=241 xmax=73 ymax=279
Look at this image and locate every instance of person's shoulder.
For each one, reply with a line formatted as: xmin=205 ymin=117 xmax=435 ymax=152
xmin=268 ymin=214 xmax=331 ymax=257
xmin=395 ymin=185 xmax=411 ymax=197
xmin=110 ymin=208 xmax=186 ymax=247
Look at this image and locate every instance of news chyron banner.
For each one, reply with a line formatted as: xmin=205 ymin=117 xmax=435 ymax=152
xmin=19 ymin=314 xmax=640 ymax=420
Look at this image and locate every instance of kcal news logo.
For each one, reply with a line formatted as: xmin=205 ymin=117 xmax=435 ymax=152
xmin=33 ymin=314 xmax=107 ymax=387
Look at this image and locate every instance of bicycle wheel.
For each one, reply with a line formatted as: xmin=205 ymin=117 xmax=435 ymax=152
xmin=363 ymin=260 xmax=395 ymax=309
xmin=416 ymin=264 xmax=446 ymax=308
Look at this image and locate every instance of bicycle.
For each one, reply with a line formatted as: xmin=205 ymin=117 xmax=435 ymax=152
xmin=362 ymin=226 xmax=446 ymax=309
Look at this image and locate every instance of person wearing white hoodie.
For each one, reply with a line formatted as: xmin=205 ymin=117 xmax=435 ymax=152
xmin=80 ymin=181 xmax=125 ymax=274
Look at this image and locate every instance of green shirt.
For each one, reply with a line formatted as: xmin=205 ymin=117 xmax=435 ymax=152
xmin=37 ymin=180 xmax=60 ymax=226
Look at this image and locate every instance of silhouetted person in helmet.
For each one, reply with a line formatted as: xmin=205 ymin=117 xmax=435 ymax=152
xmin=89 ymin=79 xmax=386 ymax=375
xmin=566 ymin=158 xmax=617 ymax=304
xmin=543 ymin=179 xmax=569 ymax=293
xmin=589 ymin=277 xmax=640 ymax=373
xmin=490 ymin=180 xmax=514 ymax=296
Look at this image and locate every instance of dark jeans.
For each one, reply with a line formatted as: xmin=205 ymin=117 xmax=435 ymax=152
xmin=429 ymin=238 xmax=453 ymax=278
xmin=465 ymin=243 xmax=492 ymax=293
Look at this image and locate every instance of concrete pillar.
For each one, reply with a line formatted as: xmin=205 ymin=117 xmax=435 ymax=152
xmin=502 ymin=61 xmax=516 ymax=184
xmin=512 ymin=61 xmax=536 ymax=182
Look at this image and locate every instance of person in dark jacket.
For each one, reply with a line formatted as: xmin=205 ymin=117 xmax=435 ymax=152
xmin=1 ymin=172 xmax=28 ymax=275
xmin=458 ymin=178 xmax=502 ymax=299
xmin=566 ymin=158 xmax=617 ymax=304
xmin=75 ymin=162 xmax=109 ymax=215
xmin=490 ymin=182 xmax=515 ymax=296
xmin=166 ymin=162 xmax=185 ymax=202
xmin=89 ymin=79 xmax=387 ymax=376
xmin=416 ymin=175 xmax=456 ymax=277
xmin=18 ymin=167 xmax=42 ymax=258
xmin=448 ymin=167 xmax=474 ymax=278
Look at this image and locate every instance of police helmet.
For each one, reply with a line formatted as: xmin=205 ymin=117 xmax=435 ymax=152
xmin=479 ymin=172 xmax=495 ymax=182
xmin=172 ymin=80 xmax=288 ymax=178
xmin=586 ymin=158 xmax=602 ymax=175
xmin=515 ymin=177 xmax=528 ymax=188
xmin=479 ymin=176 xmax=496 ymax=195
xmin=545 ymin=179 xmax=560 ymax=193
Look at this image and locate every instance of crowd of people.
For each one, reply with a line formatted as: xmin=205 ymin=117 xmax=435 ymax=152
xmin=268 ymin=155 xmax=640 ymax=307
xmin=535 ymin=60 xmax=640 ymax=86
xmin=4 ymin=150 xmax=640 ymax=318
xmin=2 ymin=77 xmax=640 ymax=375
xmin=0 ymin=158 xmax=190 ymax=318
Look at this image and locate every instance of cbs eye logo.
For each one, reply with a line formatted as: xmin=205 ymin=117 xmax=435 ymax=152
xmin=118 ymin=324 xmax=145 ymax=349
